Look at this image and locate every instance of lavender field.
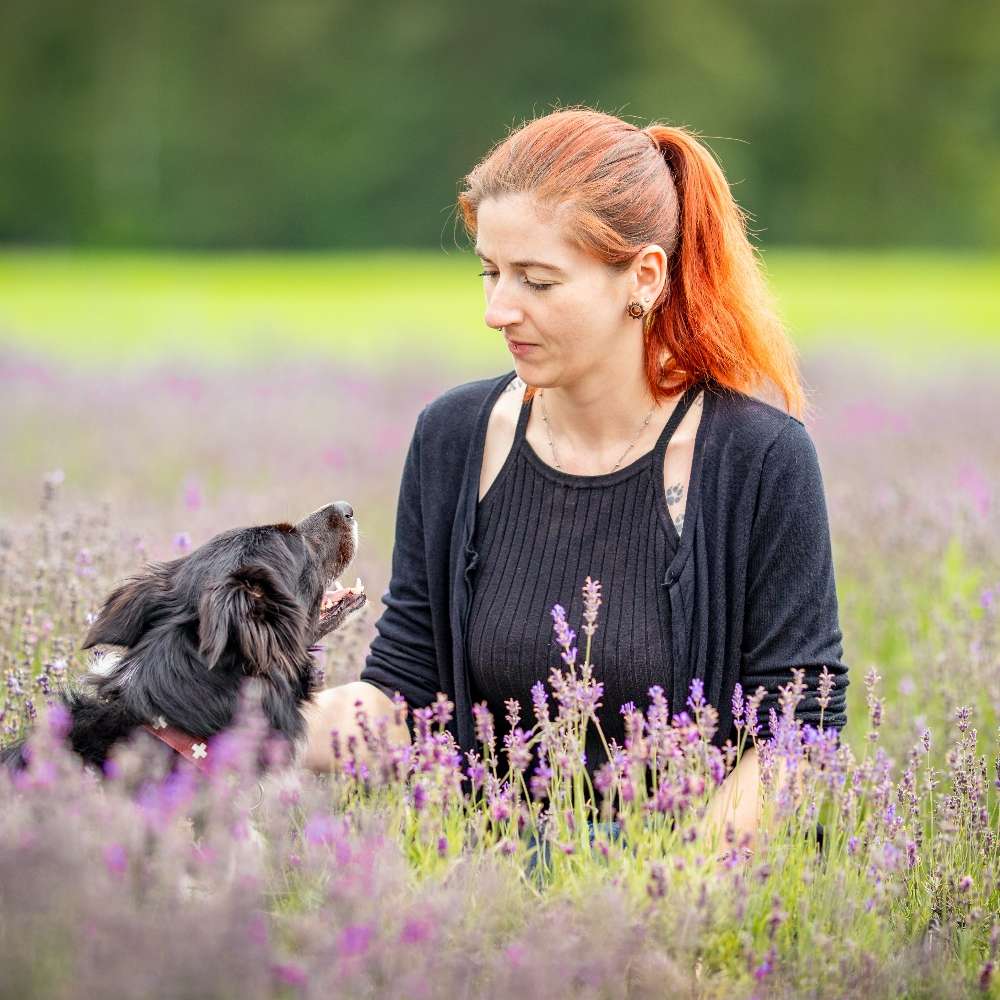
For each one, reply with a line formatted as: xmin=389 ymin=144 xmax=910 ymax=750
xmin=2 ymin=344 xmax=999 ymax=999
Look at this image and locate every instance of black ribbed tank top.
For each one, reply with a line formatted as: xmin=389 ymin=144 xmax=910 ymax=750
xmin=466 ymin=381 xmax=704 ymax=796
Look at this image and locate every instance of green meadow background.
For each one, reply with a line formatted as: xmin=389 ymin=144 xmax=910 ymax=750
xmin=2 ymin=248 xmax=998 ymax=376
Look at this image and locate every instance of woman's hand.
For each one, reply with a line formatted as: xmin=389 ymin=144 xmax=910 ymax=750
xmin=698 ymin=745 xmax=763 ymax=858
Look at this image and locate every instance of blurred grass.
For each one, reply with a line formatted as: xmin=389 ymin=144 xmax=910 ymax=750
xmin=1 ymin=248 xmax=998 ymax=374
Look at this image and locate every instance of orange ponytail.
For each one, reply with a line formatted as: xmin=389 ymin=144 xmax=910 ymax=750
xmin=647 ymin=125 xmax=806 ymax=419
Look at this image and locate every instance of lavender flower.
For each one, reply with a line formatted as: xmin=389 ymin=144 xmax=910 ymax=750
xmin=338 ymin=923 xmax=374 ymax=959
xmin=731 ymin=681 xmax=745 ymax=730
xmin=504 ymin=698 xmax=521 ymax=731
xmin=743 ymin=686 xmax=767 ymax=741
xmin=687 ymin=677 xmax=705 ymax=713
xmin=472 ymin=701 xmax=495 ymax=751
xmin=531 ymin=680 xmax=550 ymax=726
xmin=503 ymin=727 xmax=533 ymax=774
xmin=551 ymin=604 xmax=576 ymax=649
xmin=432 ymin=692 xmax=454 ymax=728
xmin=2 ymin=355 xmax=999 ymax=996
xmin=581 ymin=577 xmax=602 ymax=639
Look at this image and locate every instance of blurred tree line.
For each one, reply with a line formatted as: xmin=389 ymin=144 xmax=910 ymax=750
xmin=1 ymin=0 xmax=997 ymax=249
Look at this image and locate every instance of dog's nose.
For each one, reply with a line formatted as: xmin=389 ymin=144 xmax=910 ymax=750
xmin=334 ymin=501 xmax=354 ymax=520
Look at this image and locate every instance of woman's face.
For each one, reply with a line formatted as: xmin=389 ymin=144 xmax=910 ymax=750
xmin=476 ymin=193 xmax=657 ymax=385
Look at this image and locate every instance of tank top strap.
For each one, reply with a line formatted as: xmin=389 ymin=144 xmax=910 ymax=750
xmin=513 ymin=381 xmax=533 ymax=442
xmin=650 ymin=378 xmax=706 ymax=459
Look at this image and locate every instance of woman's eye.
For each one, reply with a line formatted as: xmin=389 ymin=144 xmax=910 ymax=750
xmin=477 ymin=270 xmax=553 ymax=292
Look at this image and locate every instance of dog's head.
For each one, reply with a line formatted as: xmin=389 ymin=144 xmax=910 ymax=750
xmin=79 ymin=502 xmax=362 ymax=739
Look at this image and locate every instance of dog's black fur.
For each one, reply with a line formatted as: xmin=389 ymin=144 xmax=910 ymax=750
xmin=1 ymin=502 xmax=366 ymax=777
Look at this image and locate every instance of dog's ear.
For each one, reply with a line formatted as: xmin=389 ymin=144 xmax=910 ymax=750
xmin=81 ymin=564 xmax=174 ymax=650
xmin=198 ymin=563 xmax=309 ymax=678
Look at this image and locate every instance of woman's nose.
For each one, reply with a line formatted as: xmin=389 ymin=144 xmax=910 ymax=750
xmin=484 ymin=288 xmax=522 ymax=330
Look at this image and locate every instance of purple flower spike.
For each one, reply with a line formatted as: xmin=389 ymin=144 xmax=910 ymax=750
xmin=582 ymin=577 xmax=603 ymax=638
xmin=687 ymin=677 xmax=705 ymax=712
xmin=46 ymin=701 xmax=72 ymax=739
xmin=401 ymin=918 xmax=432 ymax=945
xmin=503 ymin=727 xmax=533 ymax=773
xmin=472 ymin=701 xmax=495 ymax=750
xmin=412 ymin=783 xmax=428 ymax=812
xmin=303 ymin=813 xmax=338 ymax=846
xmin=271 ymin=962 xmax=309 ymax=988
xmin=338 ymin=923 xmax=374 ymax=959
xmin=531 ymin=680 xmax=550 ymax=724
xmin=550 ymin=603 xmax=577 ymax=655
xmin=731 ymin=682 xmax=745 ymax=728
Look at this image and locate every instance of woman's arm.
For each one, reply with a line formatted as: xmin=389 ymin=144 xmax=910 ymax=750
xmin=698 ymin=418 xmax=847 ymax=856
xmin=739 ymin=417 xmax=850 ymax=740
xmin=358 ymin=405 xmax=441 ymax=743
xmin=301 ymin=405 xmax=441 ymax=773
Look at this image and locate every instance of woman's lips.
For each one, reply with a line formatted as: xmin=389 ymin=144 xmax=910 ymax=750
xmin=508 ymin=342 xmax=538 ymax=355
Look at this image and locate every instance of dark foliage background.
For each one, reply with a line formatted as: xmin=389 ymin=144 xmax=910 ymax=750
xmin=2 ymin=0 xmax=998 ymax=249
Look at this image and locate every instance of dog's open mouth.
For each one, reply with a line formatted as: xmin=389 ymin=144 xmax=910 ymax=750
xmin=320 ymin=576 xmax=366 ymax=612
xmin=312 ymin=576 xmax=367 ymax=643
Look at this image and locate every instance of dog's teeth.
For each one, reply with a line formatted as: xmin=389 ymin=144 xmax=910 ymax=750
xmin=354 ymin=576 xmax=365 ymax=594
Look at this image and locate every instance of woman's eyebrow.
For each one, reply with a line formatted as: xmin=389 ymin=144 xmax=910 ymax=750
xmin=474 ymin=246 xmax=566 ymax=275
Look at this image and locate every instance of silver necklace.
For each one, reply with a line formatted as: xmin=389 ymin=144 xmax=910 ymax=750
xmin=538 ymin=390 xmax=656 ymax=473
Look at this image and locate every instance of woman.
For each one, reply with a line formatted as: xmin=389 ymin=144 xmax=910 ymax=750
xmin=301 ymin=106 xmax=849 ymax=854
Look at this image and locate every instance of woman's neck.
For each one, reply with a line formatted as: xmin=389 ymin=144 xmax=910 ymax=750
xmin=534 ymin=379 xmax=683 ymax=459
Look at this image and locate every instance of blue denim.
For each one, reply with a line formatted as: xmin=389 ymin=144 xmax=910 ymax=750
xmin=523 ymin=819 xmax=626 ymax=881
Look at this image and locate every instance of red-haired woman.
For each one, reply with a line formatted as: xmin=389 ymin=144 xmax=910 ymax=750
xmin=303 ymin=106 xmax=849 ymax=866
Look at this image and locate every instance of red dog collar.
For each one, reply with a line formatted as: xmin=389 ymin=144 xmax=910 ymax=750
xmin=141 ymin=717 xmax=211 ymax=772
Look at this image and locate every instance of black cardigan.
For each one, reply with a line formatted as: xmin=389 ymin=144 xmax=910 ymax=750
xmin=360 ymin=370 xmax=849 ymax=758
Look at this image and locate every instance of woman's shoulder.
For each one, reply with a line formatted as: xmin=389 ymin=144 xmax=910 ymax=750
xmin=704 ymin=376 xmax=807 ymax=456
xmin=419 ymin=371 xmax=516 ymax=434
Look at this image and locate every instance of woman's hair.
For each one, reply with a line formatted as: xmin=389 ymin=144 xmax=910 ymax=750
xmin=456 ymin=105 xmax=807 ymax=421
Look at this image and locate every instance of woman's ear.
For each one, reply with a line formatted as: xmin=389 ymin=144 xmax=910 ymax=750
xmin=81 ymin=564 xmax=175 ymax=650
xmin=197 ymin=564 xmax=309 ymax=680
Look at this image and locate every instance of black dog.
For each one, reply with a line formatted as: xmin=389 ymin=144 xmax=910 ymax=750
xmin=0 ymin=502 xmax=367 ymax=777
